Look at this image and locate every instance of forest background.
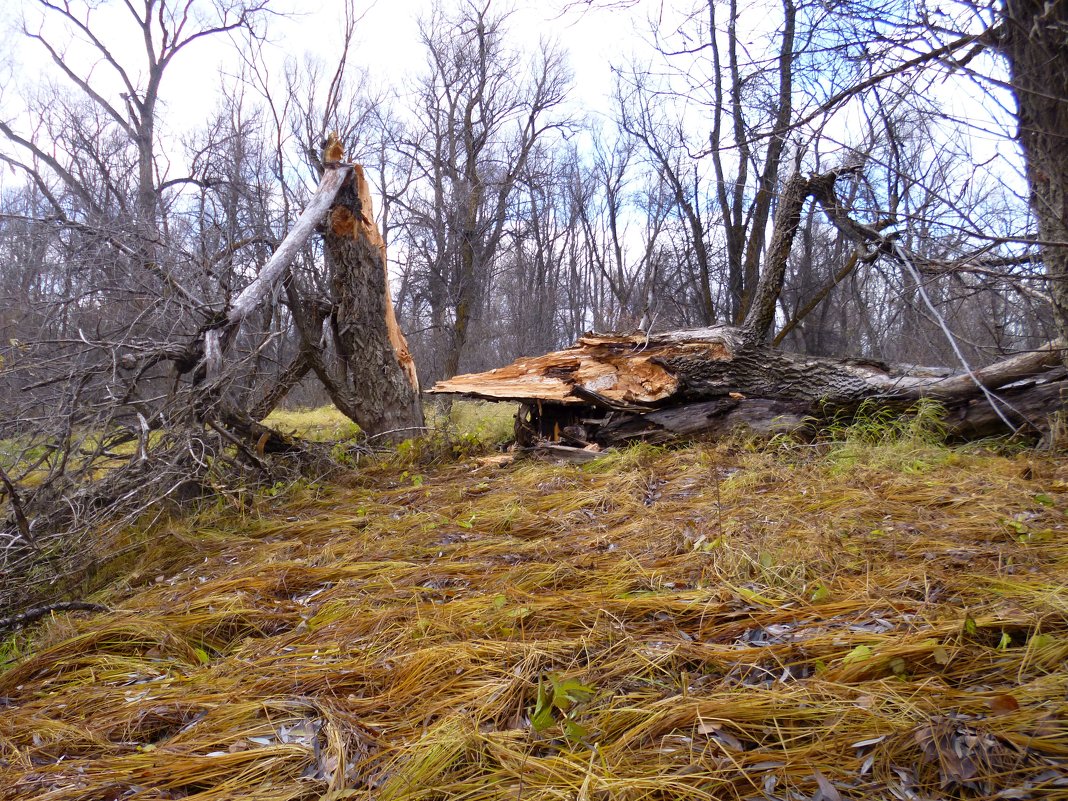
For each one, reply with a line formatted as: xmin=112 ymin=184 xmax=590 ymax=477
xmin=0 ymin=0 xmax=1053 ymax=400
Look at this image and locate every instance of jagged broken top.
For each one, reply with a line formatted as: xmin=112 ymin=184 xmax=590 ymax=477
xmin=427 ymin=326 xmax=742 ymax=405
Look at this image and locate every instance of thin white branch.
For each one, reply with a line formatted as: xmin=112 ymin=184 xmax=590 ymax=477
xmin=226 ymin=166 xmax=348 ymax=327
xmin=892 ymin=240 xmax=1020 ymax=430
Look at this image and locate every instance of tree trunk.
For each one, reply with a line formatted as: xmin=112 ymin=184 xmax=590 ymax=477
xmin=135 ymin=161 xmax=422 ymax=441
xmin=738 ymin=0 xmax=796 ymax=323
xmin=1001 ymin=0 xmax=1068 ymax=366
xmin=741 ymin=171 xmax=812 ymax=341
xmin=319 ymin=165 xmax=424 ymax=440
xmin=428 ymin=327 xmax=1066 ymax=446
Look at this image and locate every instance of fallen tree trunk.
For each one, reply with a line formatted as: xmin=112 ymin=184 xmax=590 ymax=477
xmin=429 ymin=327 xmax=1066 ymax=446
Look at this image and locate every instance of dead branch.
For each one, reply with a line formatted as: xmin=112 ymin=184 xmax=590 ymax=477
xmin=0 ymin=601 xmax=111 ymax=635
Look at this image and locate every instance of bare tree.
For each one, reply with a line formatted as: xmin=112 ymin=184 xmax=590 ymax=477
xmin=394 ymin=1 xmax=572 ymax=381
xmin=999 ymin=0 xmax=1068 ymax=364
xmin=3 ymin=0 xmax=269 ymax=229
xmin=0 ymin=1 xmax=422 ymax=614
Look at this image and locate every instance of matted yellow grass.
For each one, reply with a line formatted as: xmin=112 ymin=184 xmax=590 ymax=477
xmin=1 ymin=440 xmax=1066 ymax=800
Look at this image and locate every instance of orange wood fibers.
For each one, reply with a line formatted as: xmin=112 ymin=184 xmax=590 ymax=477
xmin=430 ymin=336 xmax=735 ymax=405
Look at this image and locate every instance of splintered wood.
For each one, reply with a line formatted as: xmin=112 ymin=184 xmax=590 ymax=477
xmin=430 ymin=332 xmax=734 ymax=406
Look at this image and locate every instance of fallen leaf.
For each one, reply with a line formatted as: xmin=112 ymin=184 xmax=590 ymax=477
xmin=813 ymin=768 xmax=842 ymax=801
xmin=842 ymin=644 xmax=873 ymax=664
xmin=697 ymin=720 xmax=743 ymax=750
xmin=851 ymin=735 xmax=887 ymax=748
xmin=988 ymin=694 xmax=1020 ymax=715
xmin=712 ymin=730 xmax=743 ymax=751
xmin=1029 ymin=633 xmax=1056 ymax=650
xmin=853 ymin=694 xmax=875 ymax=709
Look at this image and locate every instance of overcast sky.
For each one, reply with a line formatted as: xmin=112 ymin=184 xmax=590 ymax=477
xmin=0 ymin=0 xmax=652 ymax=135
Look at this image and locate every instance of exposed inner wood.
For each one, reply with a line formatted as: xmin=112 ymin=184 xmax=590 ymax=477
xmin=431 ymin=329 xmax=741 ymax=405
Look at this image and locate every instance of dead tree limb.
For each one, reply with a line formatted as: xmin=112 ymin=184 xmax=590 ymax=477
xmin=202 ymin=166 xmax=350 ymax=377
xmin=0 ymin=601 xmax=111 ymax=635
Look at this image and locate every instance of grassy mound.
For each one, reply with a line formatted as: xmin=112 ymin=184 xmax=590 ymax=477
xmin=1 ymin=425 xmax=1066 ymax=800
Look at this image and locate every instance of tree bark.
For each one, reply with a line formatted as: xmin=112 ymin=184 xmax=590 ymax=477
xmin=1001 ymin=0 xmax=1068 ymax=366
xmin=428 ymin=327 xmax=1066 ymax=446
xmin=318 ymin=165 xmax=424 ymax=440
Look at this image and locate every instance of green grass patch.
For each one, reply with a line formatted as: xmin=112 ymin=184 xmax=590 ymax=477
xmin=264 ymin=406 xmax=362 ymax=442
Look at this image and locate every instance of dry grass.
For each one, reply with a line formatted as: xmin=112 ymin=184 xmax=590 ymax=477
xmin=1 ymin=431 xmax=1066 ymax=800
